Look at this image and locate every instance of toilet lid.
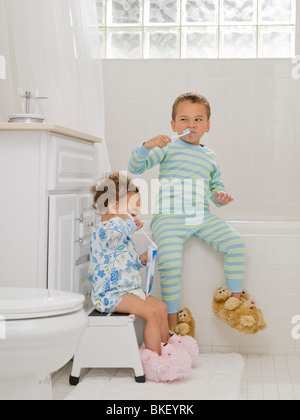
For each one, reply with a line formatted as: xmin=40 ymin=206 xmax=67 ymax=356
xmin=0 ymin=288 xmax=85 ymax=320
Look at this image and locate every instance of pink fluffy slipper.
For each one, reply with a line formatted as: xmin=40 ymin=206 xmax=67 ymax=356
xmin=169 ymin=334 xmax=199 ymax=362
xmin=140 ymin=343 xmax=192 ymax=383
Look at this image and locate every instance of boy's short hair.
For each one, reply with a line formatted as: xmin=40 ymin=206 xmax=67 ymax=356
xmin=172 ymin=92 xmax=211 ymax=121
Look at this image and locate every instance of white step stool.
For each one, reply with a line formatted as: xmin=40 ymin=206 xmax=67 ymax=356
xmin=69 ymin=308 xmax=145 ymax=385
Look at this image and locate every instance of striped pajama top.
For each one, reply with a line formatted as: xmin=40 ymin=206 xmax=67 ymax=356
xmin=128 ymin=138 xmax=227 ymax=215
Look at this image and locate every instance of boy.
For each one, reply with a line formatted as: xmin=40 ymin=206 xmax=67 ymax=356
xmin=128 ymin=93 xmax=245 ymax=331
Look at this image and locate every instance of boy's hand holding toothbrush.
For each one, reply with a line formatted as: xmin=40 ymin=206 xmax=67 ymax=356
xmin=144 ymin=135 xmax=172 ymax=150
xmin=144 ymin=130 xmax=190 ymax=150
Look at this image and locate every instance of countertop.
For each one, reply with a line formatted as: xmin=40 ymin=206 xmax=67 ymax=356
xmin=0 ymin=123 xmax=102 ymax=143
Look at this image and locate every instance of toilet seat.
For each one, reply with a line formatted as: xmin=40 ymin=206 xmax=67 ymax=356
xmin=0 ymin=288 xmax=85 ymax=320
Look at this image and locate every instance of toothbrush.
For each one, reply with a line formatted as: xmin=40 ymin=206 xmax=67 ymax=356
xmin=127 ymin=212 xmax=158 ymax=296
xmin=171 ymin=129 xmax=191 ymax=142
xmin=127 ymin=213 xmax=157 ymax=249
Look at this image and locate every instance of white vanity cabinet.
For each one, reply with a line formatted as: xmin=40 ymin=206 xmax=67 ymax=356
xmin=0 ymin=124 xmax=101 ymax=306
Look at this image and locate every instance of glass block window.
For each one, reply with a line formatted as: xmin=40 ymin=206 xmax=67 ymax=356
xmin=87 ymin=0 xmax=297 ymax=58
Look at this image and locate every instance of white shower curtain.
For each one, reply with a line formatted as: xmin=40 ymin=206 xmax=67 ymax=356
xmin=0 ymin=0 xmax=110 ymax=174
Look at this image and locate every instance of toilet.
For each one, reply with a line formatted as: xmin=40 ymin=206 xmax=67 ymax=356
xmin=0 ymin=287 xmax=88 ymax=400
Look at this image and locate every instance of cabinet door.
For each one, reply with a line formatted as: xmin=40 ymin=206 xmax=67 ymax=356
xmin=75 ymin=261 xmax=93 ymax=311
xmin=76 ymin=194 xmax=95 ymax=261
xmin=48 ymin=195 xmax=77 ymax=291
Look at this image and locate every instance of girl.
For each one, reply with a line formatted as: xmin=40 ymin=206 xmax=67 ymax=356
xmin=89 ymin=172 xmax=194 ymax=382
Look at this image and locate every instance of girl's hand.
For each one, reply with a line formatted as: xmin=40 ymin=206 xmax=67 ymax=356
xmin=144 ymin=135 xmax=172 ymax=150
xmin=213 ymin=191 xmax=234 ymax=206
xmin=133 ymin=216 xmax=144 ymax=232
xmin=139 ymin=251 xmax=150 ymax=266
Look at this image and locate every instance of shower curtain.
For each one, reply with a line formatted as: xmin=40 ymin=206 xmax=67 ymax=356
xmin=0 ymin=0 xmax=110 ymax=174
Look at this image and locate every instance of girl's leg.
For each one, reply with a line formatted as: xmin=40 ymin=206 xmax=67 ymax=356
xmin=193 ymin=213 xmax=246 ymax=294
xmin=146 ymin=296 xmax=169 ymax=343
xmin=114 ymin=294 xmax=162 ymax=354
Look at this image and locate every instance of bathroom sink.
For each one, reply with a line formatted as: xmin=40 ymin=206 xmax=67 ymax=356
xmin=8 ymin=114 xmax=46 ymax=124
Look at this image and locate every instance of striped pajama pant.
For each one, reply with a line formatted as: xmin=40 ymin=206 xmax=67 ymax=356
xmin=151 ymin=212 xmax=246 ymax=314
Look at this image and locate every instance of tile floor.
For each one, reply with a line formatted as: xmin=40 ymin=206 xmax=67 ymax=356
xmin=52 ymin=354 xmax=300 ymax=401
xmin=240 ymin=354 xmax=300 ymax=400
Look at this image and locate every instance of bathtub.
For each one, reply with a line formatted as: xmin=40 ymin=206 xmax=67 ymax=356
xmin=134 ymin=217 xmax=300 ymax=355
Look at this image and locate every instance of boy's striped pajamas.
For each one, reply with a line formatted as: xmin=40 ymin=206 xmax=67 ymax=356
xmin=128 ymin=139 xmax=245 ymax=314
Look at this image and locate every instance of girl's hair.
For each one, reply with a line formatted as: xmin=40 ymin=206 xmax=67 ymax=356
xmin=172 ymin=92 xmax=211 ymax=121
xmin=91 ymin=172 xmax=139 ymax=215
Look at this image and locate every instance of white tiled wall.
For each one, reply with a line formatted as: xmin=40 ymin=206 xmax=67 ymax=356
xmin=133 ymin=222 xmax=300 ymax=355
xmin=103 ymin=58 xmax=300 ymax=220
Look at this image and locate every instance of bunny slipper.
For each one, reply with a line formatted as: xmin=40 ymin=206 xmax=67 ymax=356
xmin=140 ymin=343 xmax=192 ymax=383
xmin=169 ymin=334 xmax=199 ymax=362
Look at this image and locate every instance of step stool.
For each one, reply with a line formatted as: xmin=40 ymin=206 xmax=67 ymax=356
xmin=69 ymin=308 xmax=145 ymax=385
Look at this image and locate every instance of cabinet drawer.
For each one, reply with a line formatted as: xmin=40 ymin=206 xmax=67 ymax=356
xmin=49 ymin=136 xmax=97 ymax=190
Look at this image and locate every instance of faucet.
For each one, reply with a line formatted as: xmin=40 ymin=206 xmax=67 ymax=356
xmin=22 ymin=91 xmax=48 ymax=114
xmin=8 ymin=89 xmax=48 ymax=123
